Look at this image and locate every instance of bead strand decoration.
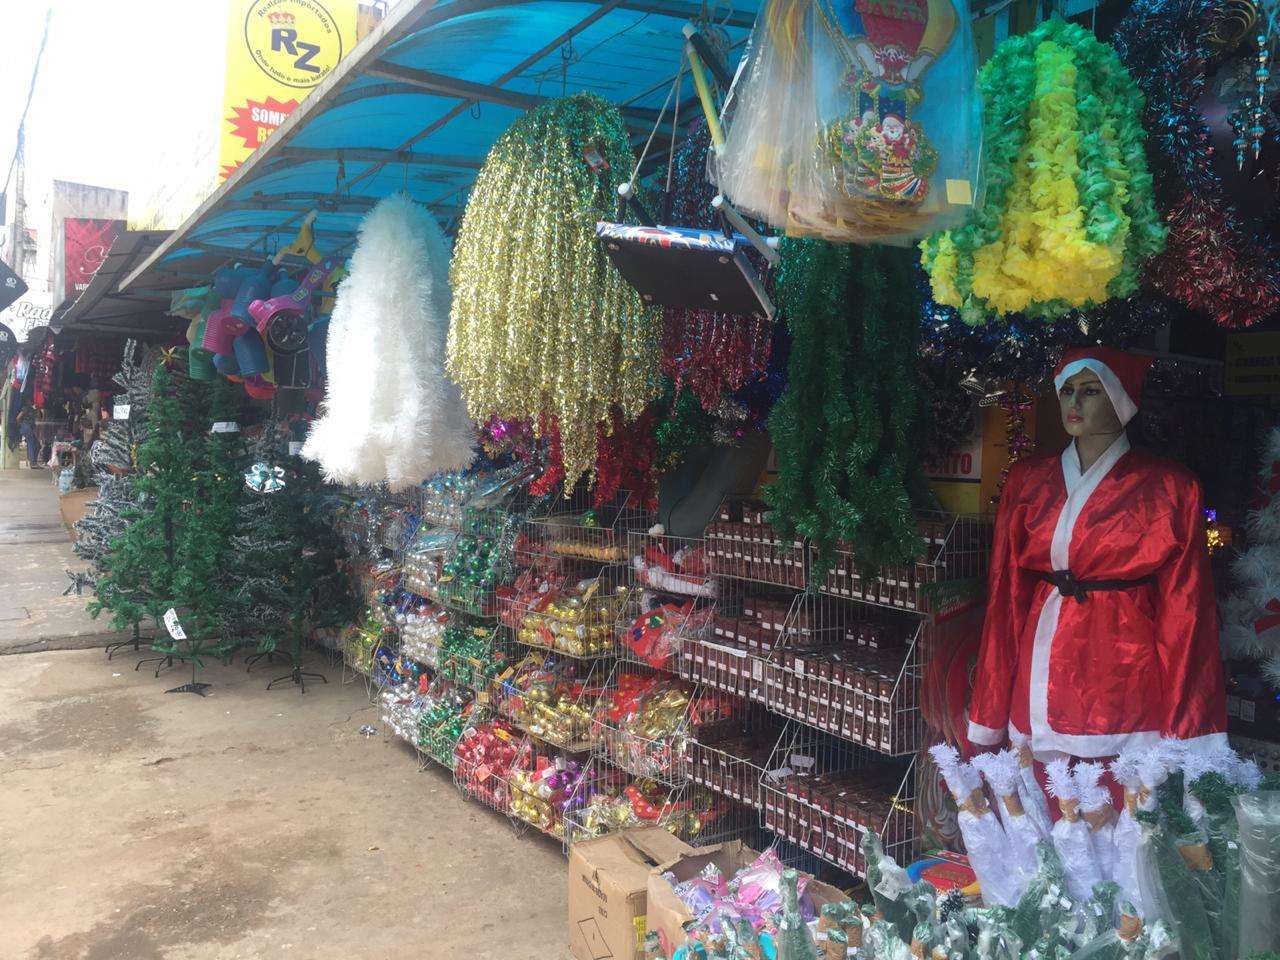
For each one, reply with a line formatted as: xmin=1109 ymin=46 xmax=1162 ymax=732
xmin=920 ymin=19 xmax=1165 ymax=323
xmin=447 ymin=93 xmax=661 ymax=490
xmin=1113 ymin=0 xmax=1280 ymax=328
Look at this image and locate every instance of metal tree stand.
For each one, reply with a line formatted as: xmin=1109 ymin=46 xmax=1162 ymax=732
xmin=106 ymin=623 xmax=152 ymax=660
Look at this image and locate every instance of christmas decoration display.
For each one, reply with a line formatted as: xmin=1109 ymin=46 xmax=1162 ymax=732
xmin=303 ymin=193 xmax=475 ymax=488
xmin=447 ymin=93 xmax=660 ymax=489
xmin=498 ymin=652 xmax=600 ymax=748
xmin=967 ymin=348 xmax=1227 ymax=760
xmin=920 ymin=18 xmax=1165 ymax=322
xmin=929 ymin=743 xmax=1021 ymax=907
xmin=632 ymin=528 xmax=717 ymax=598
xmin=1113 ymin=0 xmax=1280 ymax=328
xmin=765 ymin=240 xmax=922 ymax=574
xmin=74 ymin=341 xmax=153 ymax=575
xmin=716 ymin=0 xmax=981 ymax=243
xmin=1220 ymin=426 xmax=1280 ymax=687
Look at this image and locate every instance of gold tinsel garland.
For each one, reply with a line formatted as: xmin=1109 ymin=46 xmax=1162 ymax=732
xmin=446 ymin=93 xmax=660 ymax=488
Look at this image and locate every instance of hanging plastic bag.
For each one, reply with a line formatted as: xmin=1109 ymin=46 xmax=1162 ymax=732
xmin=930 ymin=744 xmax=1021 ymax=907
xmin=1108 ymin=752 xmax=1150 ymax=918
xmin=1233 ymin=791 xmax=1280 ymax=954
xmin=1009 ymin=729 xmax=1055 ymax=839
xmin=973 ymin=749 xmax=1041 ymax=895
xmin=1045 ymin=759 xmax=1105 ymax=905
xmin=715 ymin=0 xmax=982 ymax=245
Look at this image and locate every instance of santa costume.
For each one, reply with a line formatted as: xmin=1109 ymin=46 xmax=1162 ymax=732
xmin=968 ymin=347 xmax=1228 ymax=761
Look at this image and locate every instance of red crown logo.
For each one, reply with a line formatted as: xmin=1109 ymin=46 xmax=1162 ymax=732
xmin=268 ymin=11 xmax=296 ymax=24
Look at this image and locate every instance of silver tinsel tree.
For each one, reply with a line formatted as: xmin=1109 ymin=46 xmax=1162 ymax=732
xmin=73 ymin=341 xmax=154 ymax=573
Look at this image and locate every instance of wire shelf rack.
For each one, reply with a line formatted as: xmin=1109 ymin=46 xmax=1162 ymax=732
xmin=508 ymin=748 xmax=608 ymax=843
xmin=453 ymin=716 xmax=528 ymax=822
xmin=524 ymin=490 xmax=651 ymax=564
xmin=493 ymin=650 xmax=607 ymax=753
xmin=499 ymin=561 xmax=629 ymax=661
xmin=418 ymin=506 xmax=523 ymax=619
xmin=396 ymin=604 xmax=450 ymax=669
xmin=816 ymin=512 xmax=993 ymax=617
xmin=591 ymin=662 xmax=742 ymax=787
xmin=686 ymin=706 xmax=788 ymax=813
xmin=761 ymin=723 xmax=917 ymax=879
xmin=561 ymin=756 xmax=724 ymax=851
xmin=705 ymin=498 xmax=807 ymax=590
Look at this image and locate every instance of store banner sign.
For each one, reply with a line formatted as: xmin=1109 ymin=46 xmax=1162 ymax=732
xmin=219 ymin=0 xmax=358 ymax=179
xmin=64 ymin=219 xmax=123 ymax=298
xmin=0 ymin=258 xmax=27 ymax=312
xmin=1225 ymin=332 xmax=1280 ymax=396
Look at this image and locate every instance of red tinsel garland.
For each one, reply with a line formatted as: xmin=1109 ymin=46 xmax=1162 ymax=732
xmin=661 ymin=308 xmax=773 ymax=412
xmin=593 ymin=407 xmax=658 ymax=510
xmin=1149 ymin=193 xmax=1280 ymax=329
xmin=529 ymin=415 xmax=565 ymax=498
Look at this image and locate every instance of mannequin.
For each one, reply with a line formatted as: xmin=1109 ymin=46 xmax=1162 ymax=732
xmin=967 ymin=347 xmax=1227 ymax=760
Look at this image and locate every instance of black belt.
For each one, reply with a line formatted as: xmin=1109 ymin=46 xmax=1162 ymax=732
xmin=1038 ymin=569 xmax=1155 ymax=601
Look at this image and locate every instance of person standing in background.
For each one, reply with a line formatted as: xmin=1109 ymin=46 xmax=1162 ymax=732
xmin=15 ymin=405 xmax=42 ymax=469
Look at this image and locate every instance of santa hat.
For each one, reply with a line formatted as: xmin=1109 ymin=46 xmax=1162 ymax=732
xmin=1052 ymin=347 xmax=1153 ymax=426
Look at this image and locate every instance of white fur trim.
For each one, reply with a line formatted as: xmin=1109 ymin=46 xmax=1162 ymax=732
xmin=302 ymin=193 xmax=474 ymax=489
xmin=1054 ymin=359 xmax=1138 ymax=426
xmin=967 ymin=719 xmax=1006 ymax=746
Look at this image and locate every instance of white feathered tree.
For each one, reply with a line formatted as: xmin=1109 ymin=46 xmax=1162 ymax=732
xmin=302 ymin=193 xmax=475 ymax=488
xmin=1220 ymin=426 xmax=1280 ymax=688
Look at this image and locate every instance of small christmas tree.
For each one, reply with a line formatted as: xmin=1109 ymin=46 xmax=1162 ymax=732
xmin=1221 ymin=426 xmax=1280 ymax=688
xmin=170 ymin=376 xmax=246 ymax=660
xmin=75 ymin=340 xmax=154 ymax=574
xmin=89 ymin=358 xmax=191 ymax=632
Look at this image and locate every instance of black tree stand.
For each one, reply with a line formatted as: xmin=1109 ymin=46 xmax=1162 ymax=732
xmin=106 ymin=623 xmax=152 ymax=660
xmin=165 ymin=659 xmax=212 ymax=696
xmin=266 ymin=629 xmax=326 ymax=693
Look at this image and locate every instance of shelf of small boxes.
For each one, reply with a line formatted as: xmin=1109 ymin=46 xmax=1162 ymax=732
xmin=817 ymin=512 xmax=992 ymax=616
xmin=685 ymin=711 xmax=787 ymax=813
xmin=677 ymin=591 xmax=924 ymax=758
xmin=761 ymin=724 xmax=916 ymax=879
xmin=704 ymin=499 xmax=806 ymax=589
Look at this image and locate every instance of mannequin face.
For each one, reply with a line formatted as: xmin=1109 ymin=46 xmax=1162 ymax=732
xmin=1058 ymin=369 xmax=1123 ymax=439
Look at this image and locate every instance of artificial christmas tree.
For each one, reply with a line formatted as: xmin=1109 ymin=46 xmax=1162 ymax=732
xmin=1221 ymin=426 xmax=1280 ymax=687
xmin=75 ymin=340 xmax=157 ymax=658
xmin=167 ymin=376 xmax=246 ymax=671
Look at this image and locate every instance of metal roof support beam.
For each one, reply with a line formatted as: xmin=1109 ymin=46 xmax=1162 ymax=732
xmin=278 ymin=146 xmax=482 ymax=169
xmin=615 ymin=0 xmax=756 ymax=28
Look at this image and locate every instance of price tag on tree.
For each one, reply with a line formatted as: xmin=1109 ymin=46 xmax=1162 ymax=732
xmin=163 ymin=608 xmax=187 ymax=640
xmin=288 ymin=441 xmax=303 ymax=455
xmin=210 ymin=421 xmax=240 ymax=434
xmin=113 ymin=403 xmax=131 ymax=420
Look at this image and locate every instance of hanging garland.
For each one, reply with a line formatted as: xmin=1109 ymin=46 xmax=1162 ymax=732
xmin=766 ymin=240 xmax=921 ymax=575
xmin=447 ymin=93 xmax=661 ymax=489
xmin=660 ymin=120 xmax=774 ymax=410
xmin=921 ymin=18 xmax=1165 ymax=323
xmin=1112 ymin=0 xmax=1280 ymax=328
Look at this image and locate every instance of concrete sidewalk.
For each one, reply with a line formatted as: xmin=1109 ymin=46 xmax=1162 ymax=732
xmin=0 ymin=470 xmax=130 ymax=654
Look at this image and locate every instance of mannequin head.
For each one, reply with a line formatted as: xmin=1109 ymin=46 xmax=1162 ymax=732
xmin=1058 ymin=368 xmax=1123 ymax=439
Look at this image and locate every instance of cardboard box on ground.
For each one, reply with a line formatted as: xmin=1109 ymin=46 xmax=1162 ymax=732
xmin=645 ymin=840 xmax=847 ymax=959
xmin=568 ymin=828 xmax=696 ymax=960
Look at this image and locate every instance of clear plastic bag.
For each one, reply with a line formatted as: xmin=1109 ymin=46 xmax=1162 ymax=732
xmin=1135 ymin=820 xmax=1219 ymax=960
xmin=715 ymin=0 xmax=982 ymax=245
xmin=1233 ymin=791 xmax=1280 ymax=954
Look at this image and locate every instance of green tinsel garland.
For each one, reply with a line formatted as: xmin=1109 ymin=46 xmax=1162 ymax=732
xmin=765 ymin=240 xmax=922 ymax=575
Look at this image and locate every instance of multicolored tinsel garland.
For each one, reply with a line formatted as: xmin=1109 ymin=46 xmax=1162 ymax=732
xmin=921 ymin=283 xmax=1183 ymax=389
xmin=766 ymin=240 xmax=922 ymax=575
xmin=447 ymin=93 xmax=661 ymax=489
xmin=921 ymin=18 xmax=1165 ymax=323
xmin=661 ymin=120 xmax=773 ymax=411
xmin=1114 ymin=0 xmax=1280 ymax=328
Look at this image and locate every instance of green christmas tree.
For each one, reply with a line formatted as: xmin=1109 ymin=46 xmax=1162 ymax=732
xmin=89 ymin=358 xmax=192 ymax=632
xmin=167 ymin=376 xmax=246 ymax=663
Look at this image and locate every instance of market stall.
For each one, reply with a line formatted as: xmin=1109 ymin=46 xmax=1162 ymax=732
xmin=63 ymin=0 xmax=1280 ymax=956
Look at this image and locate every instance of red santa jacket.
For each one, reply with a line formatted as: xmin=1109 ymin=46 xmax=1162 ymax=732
xmin=968 ymin=434 xmax=1228 ymax=759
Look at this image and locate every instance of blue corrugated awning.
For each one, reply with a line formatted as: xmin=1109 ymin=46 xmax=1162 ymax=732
xmin=121 ymin=0 xmax=760 ymax=297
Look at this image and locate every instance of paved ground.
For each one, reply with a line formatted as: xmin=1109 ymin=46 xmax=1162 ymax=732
xmin=0 ymin=470 xmax=570 ymax=959
xmin=0 ymin=471 xmax=131 ymax=654
xmin=0 ymin=648 xmax=570 ymax=960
